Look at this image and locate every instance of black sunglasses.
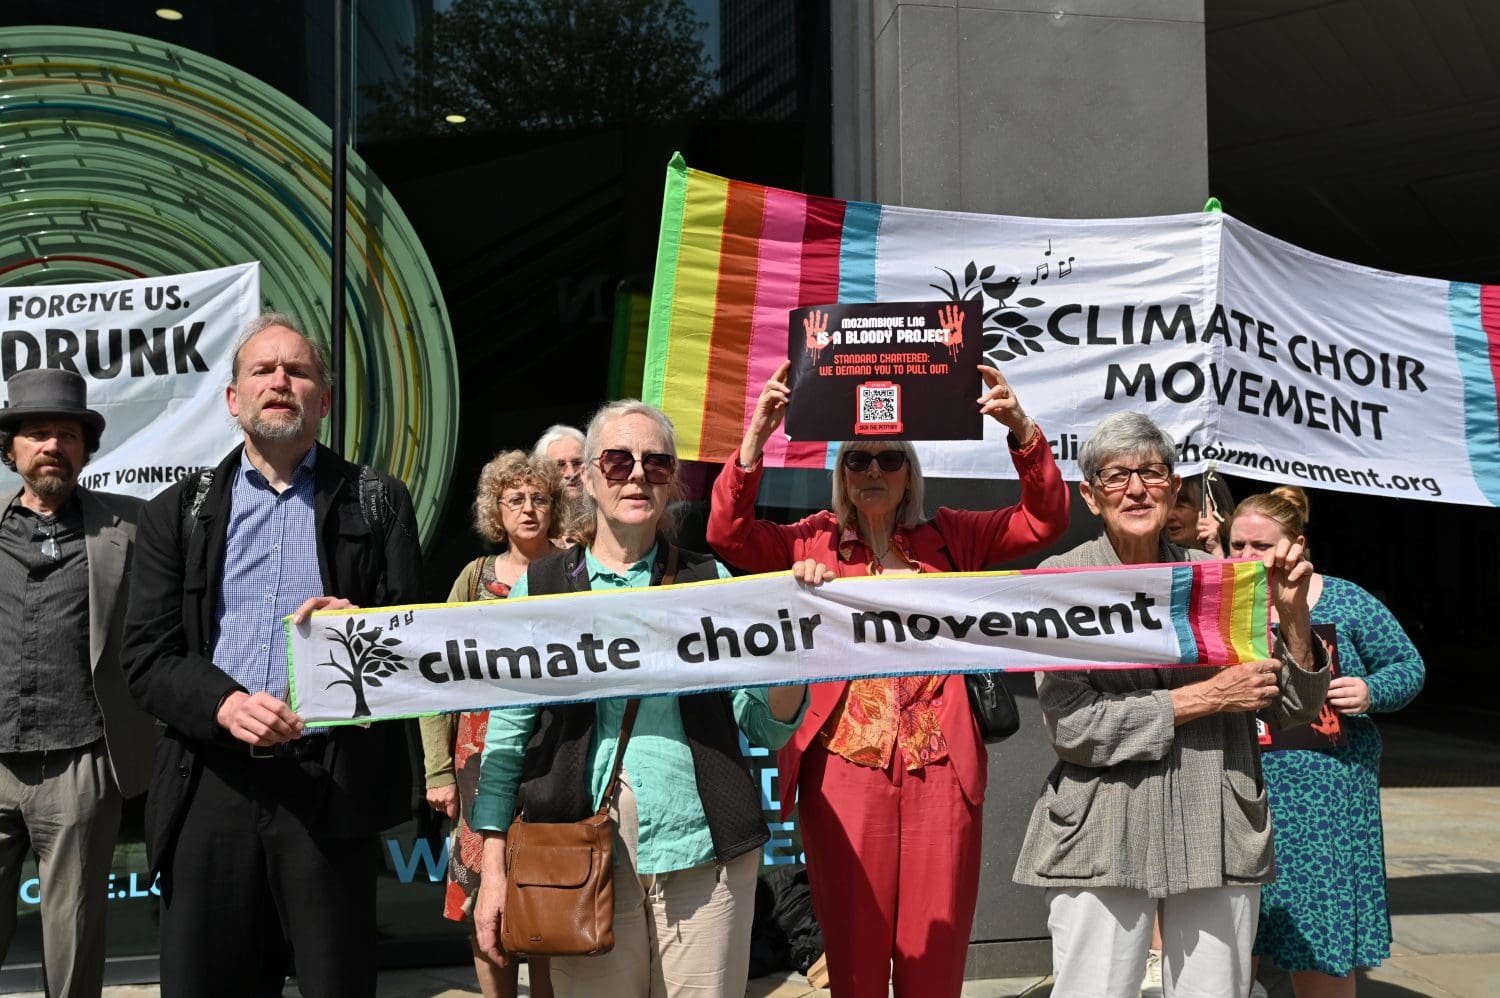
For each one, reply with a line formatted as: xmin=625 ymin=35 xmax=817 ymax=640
xmin=595 ymin=449 xmax=676 ymax=485
xmin=842 ymin=450 xmax=907 ymax=473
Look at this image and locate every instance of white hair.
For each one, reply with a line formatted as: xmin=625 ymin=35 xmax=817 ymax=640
xmin=532 ymin=424 xmax=585 ymax=458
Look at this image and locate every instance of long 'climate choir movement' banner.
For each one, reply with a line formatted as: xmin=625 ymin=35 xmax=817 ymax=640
xmin=644 ymin=154 xmax=1500 ymax=507
xmin=0 ymin=263 xmax=257 ymax=499
xmin=286 ymin=561 xmax=1269 ymax=725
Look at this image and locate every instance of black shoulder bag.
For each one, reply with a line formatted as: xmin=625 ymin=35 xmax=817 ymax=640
xmin=933 ymin=543 xmax=1021 ymax=742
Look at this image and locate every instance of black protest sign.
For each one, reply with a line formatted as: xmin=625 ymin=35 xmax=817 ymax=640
xmin=785 ymin=301 xmax=983 ymax=441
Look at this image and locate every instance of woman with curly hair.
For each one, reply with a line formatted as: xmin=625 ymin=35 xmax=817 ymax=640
xmin=1231 ymin=486 xmax=1425 ymax=998
xmin=418 ymin=450 xmax=567 ymax=998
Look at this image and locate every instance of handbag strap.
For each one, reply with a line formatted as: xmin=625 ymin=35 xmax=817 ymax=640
xmin=654 ymin=541 xmax=681 ymax=587
xmin=598 ymin=698 xmax=641 ymax=814
xmin=467 ymin=555 xmax=489 ymax=601
xmin=596 ymin=542 xmax=679 ymax=814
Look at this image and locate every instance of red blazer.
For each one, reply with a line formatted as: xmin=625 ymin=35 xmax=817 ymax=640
xmin=706 ymin=432 xmax=1070 ymax=819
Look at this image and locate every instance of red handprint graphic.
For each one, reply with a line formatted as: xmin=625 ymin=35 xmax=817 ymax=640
xmin=1310 ymin=702 xmax=1341 ymax=738
xmin=938 ymin=303 xmax=964 ymax=363
xmin=804 ymin=309 xmax=831 ymax=365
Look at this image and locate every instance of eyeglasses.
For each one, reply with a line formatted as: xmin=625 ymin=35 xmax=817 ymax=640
xmin=1093 ymin=463 xmax=1172 ymax=491
xmin=36 ymin=518 xmax=59 ymax=561
xmin=595 ymin=449 xmax=676 ymax=485
xmin=842 ymin=450 xmax=907 ymax=473
xmin=499 ymin=493 xmax=552 ymax=511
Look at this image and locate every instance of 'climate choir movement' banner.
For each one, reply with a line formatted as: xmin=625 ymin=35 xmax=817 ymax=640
xmin=643 ymin=154 xmax=1500 ymax=507
xmin=287 ymin=561 xmax=1270 ymax=725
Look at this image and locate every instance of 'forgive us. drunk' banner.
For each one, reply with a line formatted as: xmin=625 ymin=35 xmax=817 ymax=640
xmin=286 ymin=560 xmax=1269 ymax=725
xmin=0 ymin=263 xmax=257 ymax=499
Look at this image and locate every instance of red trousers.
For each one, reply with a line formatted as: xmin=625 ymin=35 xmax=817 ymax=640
xmin=797 ymin=743 xmax=983 ymax=998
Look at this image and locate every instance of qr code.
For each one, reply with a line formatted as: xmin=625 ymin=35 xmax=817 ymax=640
xmin=860 ymin=386 xmax=897 ymax=424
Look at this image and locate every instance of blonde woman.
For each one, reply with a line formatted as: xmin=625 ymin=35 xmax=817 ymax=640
xmin=1231 ymin=487 xmax=1425 ymax=998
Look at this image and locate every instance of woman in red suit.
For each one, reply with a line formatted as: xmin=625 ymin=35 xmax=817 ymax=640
xmin=706 ymin=361 xmax=1069 ymax=997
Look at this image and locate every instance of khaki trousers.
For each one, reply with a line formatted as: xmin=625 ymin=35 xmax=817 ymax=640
xmin=548 ymin=775 xmax=758 ymax=998
xmin=0 ymin=741 xmax=122 ymax=998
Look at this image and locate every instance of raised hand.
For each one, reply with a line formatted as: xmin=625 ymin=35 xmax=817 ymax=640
xmin=1197 ymin=515 xmax=1224 ymax=556
xmin=739 ymin=360 xmax=793 ymax=468
xmin=976 ymin=364 xmax=1036 ymax=443
xmin=1264 ymin=535 xmax=1317 ymax=671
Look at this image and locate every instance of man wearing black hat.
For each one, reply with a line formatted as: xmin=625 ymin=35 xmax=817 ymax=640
xmin=0 ymin=368 xmax=155 ymax=996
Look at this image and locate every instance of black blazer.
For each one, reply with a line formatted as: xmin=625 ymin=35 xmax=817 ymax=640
xmin=122 ymin=443 xmax=423 ymax=874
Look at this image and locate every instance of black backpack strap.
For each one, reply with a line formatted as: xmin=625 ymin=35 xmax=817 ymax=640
xmin=180 ymin=468 xmax=215 ymax=541
xmin=357 ymin=464 xmax=412 ymax=538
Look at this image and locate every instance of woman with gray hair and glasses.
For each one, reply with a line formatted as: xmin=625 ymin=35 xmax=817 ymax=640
xmin=1012 ymin=411 xmax=1330 ymax=998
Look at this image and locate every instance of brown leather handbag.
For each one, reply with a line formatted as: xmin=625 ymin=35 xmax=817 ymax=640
xmin=499 ymin=545 xmax=678 ymax=957
xmin=498 ymin=698 xmax=639 ymax=957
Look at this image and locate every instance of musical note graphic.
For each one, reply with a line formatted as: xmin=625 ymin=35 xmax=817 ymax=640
xmin=1058 ymin=256 xmax=1075 ymax=278
xmin=1030 ymin=262 xmax=1049 ymax=285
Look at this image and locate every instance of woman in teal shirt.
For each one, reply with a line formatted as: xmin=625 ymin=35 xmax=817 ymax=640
xmin=472 ymin=400 xmax=806 ymax=998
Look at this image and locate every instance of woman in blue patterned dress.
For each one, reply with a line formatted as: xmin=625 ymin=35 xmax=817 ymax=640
xmin=1229 ymin=486 xmax=1425 ymax=998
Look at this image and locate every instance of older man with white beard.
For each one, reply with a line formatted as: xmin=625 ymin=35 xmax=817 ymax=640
xmin=0 ymin=368 xmax=153 ymax=996
xmin=533 ymin=423 xmax=586 ymax=501
xmin=123 ymin=313 xmax=422 ymax=998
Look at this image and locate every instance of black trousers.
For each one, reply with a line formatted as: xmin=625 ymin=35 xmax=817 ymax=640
xmin=158 ymin=746 xmax=378 ymax=998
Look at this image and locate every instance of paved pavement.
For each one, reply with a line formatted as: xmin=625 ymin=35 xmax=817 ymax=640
xmin=15 ymin=721 xmax=1499 ymax=997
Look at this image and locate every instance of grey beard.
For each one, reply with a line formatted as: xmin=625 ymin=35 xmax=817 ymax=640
xmin=27 ymin=468 xmax=76 ymax=500
xmin=247 ymin=408 xmax=307 ymax=441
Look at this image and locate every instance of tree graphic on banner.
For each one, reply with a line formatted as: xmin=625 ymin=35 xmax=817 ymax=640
xmin=931 ymin=261 xmax=1050 ymax=365
xmin=319 ymin=618 xmax=408 ymax=719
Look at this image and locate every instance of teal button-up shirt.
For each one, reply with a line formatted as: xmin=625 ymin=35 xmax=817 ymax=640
xmin=471 ymin=545 xmax=806 ymax=874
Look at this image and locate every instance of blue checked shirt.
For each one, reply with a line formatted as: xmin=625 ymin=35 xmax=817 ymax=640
xmin=212 ymin=448 xmax=323 ymax=701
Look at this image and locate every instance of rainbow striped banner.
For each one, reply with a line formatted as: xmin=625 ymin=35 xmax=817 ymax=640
xmin=1169 ymin=560 xmax=1270 ymax=668
xmin=645 ymin=154 xmax=1500 ymax=506
xmin=644 ymin=153 xmax=878 ymax=471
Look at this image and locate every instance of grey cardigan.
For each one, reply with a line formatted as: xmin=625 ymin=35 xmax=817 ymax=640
xmin=1012 ymin=535 xmax=1330 ymax=898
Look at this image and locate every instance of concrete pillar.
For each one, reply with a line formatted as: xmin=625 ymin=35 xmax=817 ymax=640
xmin=830 ymin=0 xmax=1209 ymax=977
xmin=838 ymin=1 xmax=1208 ymax=217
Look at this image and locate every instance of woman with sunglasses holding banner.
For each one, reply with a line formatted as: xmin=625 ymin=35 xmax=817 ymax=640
xmin=471 ymin=400 xmax=807 ymax=998
xmin=706 ymin=362 xmax=1069 ymax=998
